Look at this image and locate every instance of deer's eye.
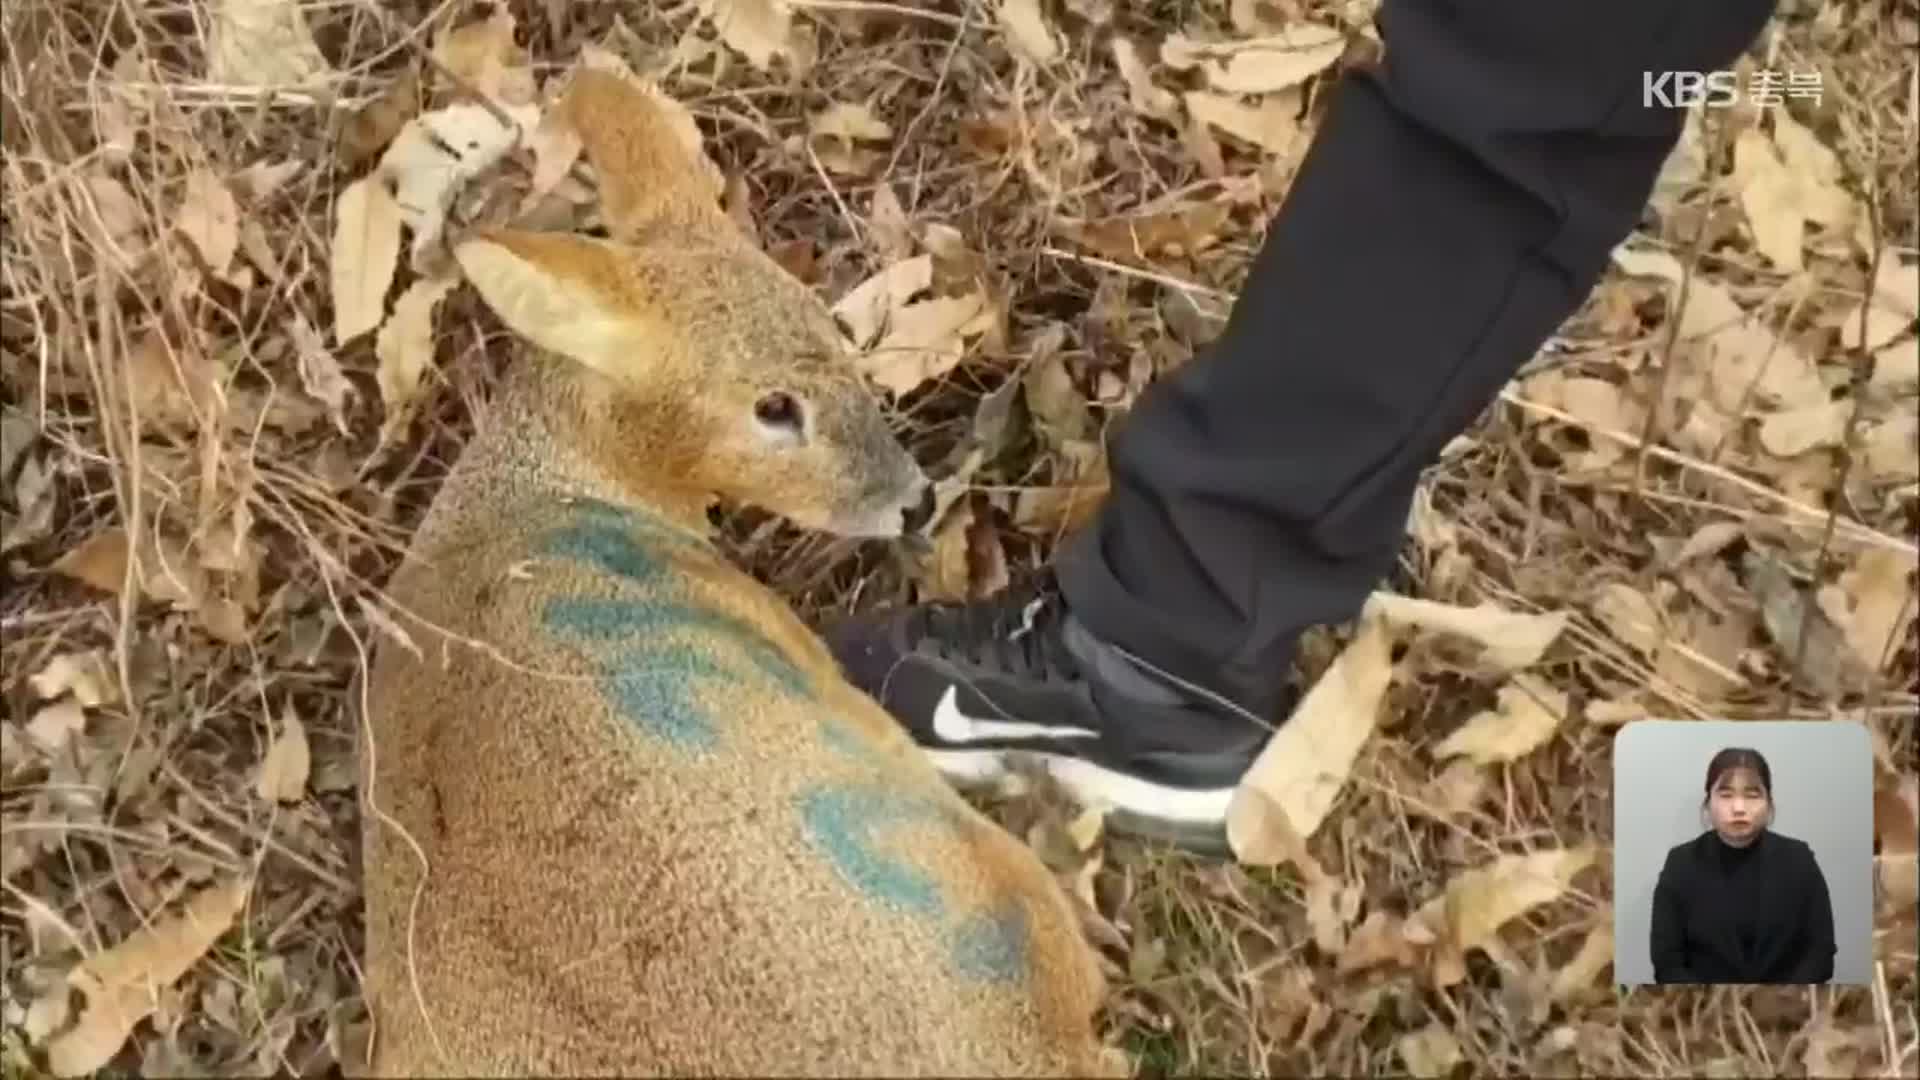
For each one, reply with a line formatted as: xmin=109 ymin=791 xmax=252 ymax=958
xmin=754 ymin=392 xmax=804 ymax=432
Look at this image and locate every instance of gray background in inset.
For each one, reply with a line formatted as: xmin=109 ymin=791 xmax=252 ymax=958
xmin=1612 ymin=720 xmax=1874 ymax=986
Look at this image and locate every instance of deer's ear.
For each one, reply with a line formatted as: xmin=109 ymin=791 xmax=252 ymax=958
xmin=452 ymin=229 xmax=653 ymax=378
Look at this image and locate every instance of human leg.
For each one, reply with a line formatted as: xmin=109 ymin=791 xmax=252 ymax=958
xmin=826 ymin=0 xmax=1779 ymax=852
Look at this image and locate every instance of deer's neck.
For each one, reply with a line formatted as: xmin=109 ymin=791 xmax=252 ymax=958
xmin=426 ymin=357 xmax=717 ymax=545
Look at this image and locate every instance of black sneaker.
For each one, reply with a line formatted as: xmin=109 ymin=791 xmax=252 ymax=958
xmin=822 ymin=570 xmax=1278 ymax=855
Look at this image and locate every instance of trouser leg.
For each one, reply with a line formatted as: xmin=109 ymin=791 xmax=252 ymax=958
xmin=1054 ymin=0 xmax=1779 ymax=717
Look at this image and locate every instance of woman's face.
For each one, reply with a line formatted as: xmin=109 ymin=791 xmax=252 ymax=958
xmin=1708 ymin=765 xmax=1770 ymax=845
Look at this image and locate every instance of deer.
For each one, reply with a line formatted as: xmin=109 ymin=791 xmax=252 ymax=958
xmin=354 ymin=67 xmax=1121 ymax=1077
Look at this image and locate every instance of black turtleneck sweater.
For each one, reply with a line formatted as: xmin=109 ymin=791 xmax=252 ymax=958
xmin=1649 ymin=828 xmax=1836 ymax=984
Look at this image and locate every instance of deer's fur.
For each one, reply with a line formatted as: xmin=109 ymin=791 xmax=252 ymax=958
xmin=356 ymin=68 xmax=1118 ymax=1077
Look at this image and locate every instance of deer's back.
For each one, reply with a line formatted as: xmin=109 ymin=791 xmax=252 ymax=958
xmin=359 ymin=492 xmax=1114 ymax=1076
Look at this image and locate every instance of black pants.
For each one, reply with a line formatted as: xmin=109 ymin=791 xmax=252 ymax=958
xmin=1054 ymin=0 xmax=1779 ymax=717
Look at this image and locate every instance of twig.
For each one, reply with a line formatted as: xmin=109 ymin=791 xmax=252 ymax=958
xmin=1499 ymin=390 xmax=1917 ymax=557
xmin=1039 ymin=246 xmax=1233 ymax=299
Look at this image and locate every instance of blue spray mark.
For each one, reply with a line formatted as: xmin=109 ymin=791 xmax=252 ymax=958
xmin=543 ymin=597 xmax=813 ymax=700
xmin=796 ymin=785 xmax=949 ymax=915
xmin=950 ymin=900 xmax=1031 ymax=984
xmin=540 ymin=499 xmax=1028 ymax=984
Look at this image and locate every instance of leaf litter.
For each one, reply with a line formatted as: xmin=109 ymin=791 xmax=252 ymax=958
xmin=2 ymin=3 xmax=1915 ymax=1077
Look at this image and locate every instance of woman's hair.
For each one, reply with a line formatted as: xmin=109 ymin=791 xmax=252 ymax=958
xmin=1702 ymin=746 xmax=1773 ymax=801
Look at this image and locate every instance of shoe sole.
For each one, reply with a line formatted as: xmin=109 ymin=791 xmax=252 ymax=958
xmin=926 ymin=748 xmax=1236 ymax=858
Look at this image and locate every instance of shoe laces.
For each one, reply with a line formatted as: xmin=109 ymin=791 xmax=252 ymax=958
xmin=912 ymin=571 xmax=1081 ymax=682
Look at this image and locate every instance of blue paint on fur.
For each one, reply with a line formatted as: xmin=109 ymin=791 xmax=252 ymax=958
xmin=796 ymin=785 xmax=948 ymax=916
xmin=540 ymin=521 xmax=668 ymax=584
xmin=542 ymin=500 xmax=1029 ymax=984
xmin=950 ymin=901 xmax=1031 ymax=984
xmin=542 ymin=597 xmax=812 ymax=699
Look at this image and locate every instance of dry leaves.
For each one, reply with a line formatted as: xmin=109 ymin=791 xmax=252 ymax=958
xmin=374 ymin=273 xmax=459 ymax=446
xmin=255 ymin=706 xmax=310 ymax=803
xmin=44 ymin=878 xmax=252 ymax=1076
xmin=834 ymin=255 xmax=994 ymax=395
xmin=174 ymin=169 xmax=241 ymax=283
xmin=1183 ymin=91 xmax=1303 ymax=157
xmin=208 ymin=0 xmax=332 ymax=89
xmin=1228 ymin=613 xmax=1395 ymax=864
xmin=1827 ymin=548 xmax=1917 ymax=673
xmin=1732 ymin=108 xmax=1860 ymax=272
xmin=1432 ymin=674 xmax=1569 ymax=765
xmin=1362 ymin=593 xmax=1568 ymax=673
xmin=698 ymin=0 xmax=796 ymax=72
xmin=329 ymin=175 xmax=404 ymax=344
xmin=434 ymin=8 xmax=536 ymax=107
xmin=1411 ymin=847 xmax=1597 ymax=988
xmin=999 ymin=0 xmax=1061 ymax=65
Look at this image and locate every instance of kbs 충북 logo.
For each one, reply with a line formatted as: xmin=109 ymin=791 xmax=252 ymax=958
xmin=1642 ymin=69 xmax=1824 ymax=109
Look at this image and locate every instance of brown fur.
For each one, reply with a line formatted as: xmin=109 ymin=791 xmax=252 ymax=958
xmin=357 ymin=69 xmax=1119 ymax=1077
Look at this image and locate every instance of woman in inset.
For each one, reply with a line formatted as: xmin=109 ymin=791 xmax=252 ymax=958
xmin=1649 ymin=747 xmax=1836 ymax=984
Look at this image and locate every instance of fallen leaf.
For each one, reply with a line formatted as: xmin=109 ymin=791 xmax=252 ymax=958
xmin=698 ymin=0 xmax=794 ymax=71
xmin=26 ymin=701 xmax=87 ymax=756
xmin=1111 ymin=36 xmax=1178 ymax=119
xmin=922 ymin=497 xmax=976 ymax=602
xmin=1733 ymin=109 xmax=1858 ymax=272
xmin=336 ymin=67 xmax=421 ymax=168
xmin=865 ymin=184 xmax=913 ymax=262
xmin=1338 ymin=909 xmax=1418 ymax=973
xmin=1831 ymin=549 xmax=1916 ymax=673
xmin=1013 ymin=440 xmax=1109 ymax=539
xmin=232 ymin=159 xmax=303 ymax=204
xmin=1201 ymin=25 xmax=1344 ymax=94
xmin=1671 ymin=521 xmax=1747 ymax=566
xmin=1433 ymin=674 xmax=1567 ymax=765
xmin=1227 ymin=613 xmax=1395 ymax=863
xmin=28 ymin=651 xmax=119 ymax=707
xmin=433 ymin=8 xmax=536 ymax=106
xmin=329 ymin=174 xmax=404 ymax=344
xmin=1609 ymin=246 xmax=1827 ymax=414
xmin=80 ymin=174 xmax=144 ymax=269
xmin=1184 ymin=90 xmax=1301 ymax=156
xmin=288 ymin=312 xmax=354 ymax=434
xmin=832 ymin=256 xmax=933 ymax=348
xmin=859 ymin=291 xmax=994 ymax=396
xmin=374 ymin=273 xmax=459 ymax=445
xmin=1862 ymin=413 xmax=1919 ymax=484
xmin=255 ymin=707 xmax=310 ymax=803
xmin=811 ymin=102 xmax=892 ymax=143
xmin=1592 ymin=582 xmax=1665 ymax=655
xmin=46 ymin=877 xmax=251 ymax=1076
xmin=1398 ymin=1024 xmax=1463 ymax=1080
xmin=1549 ymin=923 xmax=1615 ymax=1000
xmin=1758 ymin=399 xmax=1850 ymax=457
xmin=209 ymin=0 xmax=332 ymax=88
xmin=1362 ymin=593 xmax=1567 ymax=672
xmin=50 ymin=529 xmax=133 ymax=597
xmin=123 ymin=330 xmax=222 ymax=429
xmin=1871 ymin=339 xmax=1917 ymax=396
xmin=1743 ymin=548 xmax=1865 ymax=697
xmin=1024 ymin=343 xmax=1094 ymax=445
xmin=999 ymin=0 xmax=1061 ymax=64
xmin=1413 ymin=847 xmax=1596 ymax=988
xmin=1841 ymin=254 xmax=1919 ymax=352
xmin=379 ymin=101 xmax=536 ymax=273
xmin=175 ymin=169 xmax=239 ymax=280
xmin=1073 ymin=203 xmax=1230 ymax=264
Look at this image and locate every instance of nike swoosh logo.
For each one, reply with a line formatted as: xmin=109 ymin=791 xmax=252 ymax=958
xmin=930 ymin=686 xmax=1099 ymax=744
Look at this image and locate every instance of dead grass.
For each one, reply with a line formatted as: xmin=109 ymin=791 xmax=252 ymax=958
xmin=2 ymin=1 xmax=1916 ymax=1077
